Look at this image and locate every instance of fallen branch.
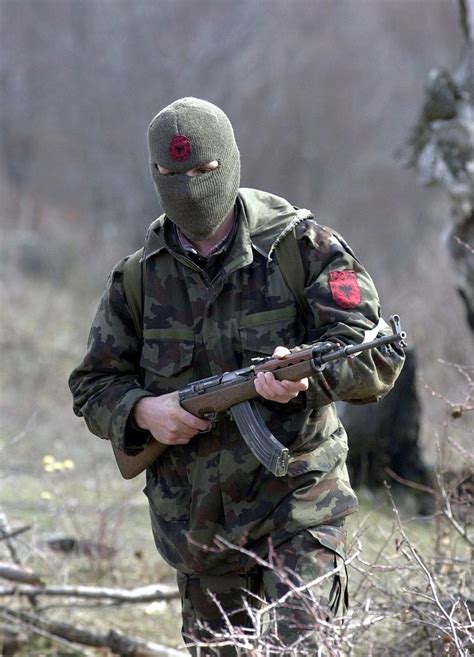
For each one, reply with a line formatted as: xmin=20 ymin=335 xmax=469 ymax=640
xmin=0 ymin=563 xmax=45 ymax=586
xmin=0 ymin=513 xmax=38 ymax=610
xmin=1 ymin=606 xmax=187 ymax=657
xmin=0 ymin=582 xmax=179 ymax=602
xmin=0 ymin=525 xmax=31 ymax=542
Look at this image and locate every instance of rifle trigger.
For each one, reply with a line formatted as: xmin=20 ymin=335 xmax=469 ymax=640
xmin=198 ymin=411 xmax=219 ymax=433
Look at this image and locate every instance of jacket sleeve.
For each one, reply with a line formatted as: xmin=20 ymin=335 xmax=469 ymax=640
xmin=296 ymin=221 xmax=405 ymax=409
xmin=68 ymin=257 xmax=153 ymax=453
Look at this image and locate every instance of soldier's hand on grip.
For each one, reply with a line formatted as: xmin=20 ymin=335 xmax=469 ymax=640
xmin=254 ymin=346 xmax=309 ymax=404
xmin=133 ymin=393 xmax=210 ymax=445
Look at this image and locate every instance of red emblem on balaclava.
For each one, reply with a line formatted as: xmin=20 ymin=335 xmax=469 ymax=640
xmin=169 ymin=135 xmax=191 ymax=161
xmin=328 ymin=271 xmax=362 ymax=308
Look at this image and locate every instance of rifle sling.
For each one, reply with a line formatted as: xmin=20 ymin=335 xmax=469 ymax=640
xmin=274 ymin=225 xmax=311 ymax=322
xmin=122 ymin=248 xmax=144 ymax=340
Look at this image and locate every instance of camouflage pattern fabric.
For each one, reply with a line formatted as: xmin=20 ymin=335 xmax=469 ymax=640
xmin=177 ymin=527 xmax=348 ymax=656
xmin=69 ymin=187 xmax=404 ymax=578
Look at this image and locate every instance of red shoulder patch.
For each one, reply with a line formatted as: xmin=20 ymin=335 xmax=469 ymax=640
xmin=328 ymin=270 xmax=361 ymax=308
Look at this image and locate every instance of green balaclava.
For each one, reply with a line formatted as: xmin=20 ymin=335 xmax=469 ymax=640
xmin=147 ymin=97 xmax=241 ymax=241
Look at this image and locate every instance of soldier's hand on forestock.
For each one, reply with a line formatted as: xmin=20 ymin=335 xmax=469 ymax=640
xmin=254 ymin=346 xmax=309 ymax=404
xmin=133 ymin=393 xmax=210 ymax=445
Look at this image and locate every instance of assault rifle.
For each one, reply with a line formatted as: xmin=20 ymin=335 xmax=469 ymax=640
xmin=113 ymin=315 xmax=406 ymax=480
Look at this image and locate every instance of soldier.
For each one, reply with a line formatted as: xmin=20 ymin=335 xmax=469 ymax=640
xmin=69 ymin=97 xmax=404 ymax=655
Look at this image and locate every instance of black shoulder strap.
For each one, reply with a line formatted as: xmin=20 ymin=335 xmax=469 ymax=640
xmin=122 ymin=248 xmax=144 ymax=340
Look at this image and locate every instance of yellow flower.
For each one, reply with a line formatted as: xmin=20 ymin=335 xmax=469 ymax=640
xmin=62 ymin=459 xmax=75 ymax=470
xmin=42 ymin=455 xmax=55 ymax=465
xmin=40 ymin=491 xmax=53 ymax=500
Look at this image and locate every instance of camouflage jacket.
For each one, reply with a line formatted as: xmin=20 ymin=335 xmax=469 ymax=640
xmin=69 ymin=188 xmax=404 ymax=575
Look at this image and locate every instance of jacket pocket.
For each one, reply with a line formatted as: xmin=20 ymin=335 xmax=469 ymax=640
xmin=143 ymin=448 xmax=191 ymax=522
xmin=287 ymin=424 xmax=348 ymax=477
xmin=239 ymin=306 xmax=301 ymax=363
xmin=139 ymin=328 xmax=195 ymax=393
xmin=239 ymin=307 xmax=306 ymax=421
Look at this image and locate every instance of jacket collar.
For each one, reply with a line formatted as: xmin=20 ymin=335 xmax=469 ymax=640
xmin=143 ymin=188 xmax=312 ymax=268
xmin=238 ymin=187 xmax=312 ymax=258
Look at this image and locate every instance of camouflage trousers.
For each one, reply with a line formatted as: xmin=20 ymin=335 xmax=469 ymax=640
xmin=177 ymin=530 xmax=348 ymax=656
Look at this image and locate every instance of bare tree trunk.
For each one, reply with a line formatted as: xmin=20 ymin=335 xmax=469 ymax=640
xmin=400 ymin=0 xmax=474 ymax=330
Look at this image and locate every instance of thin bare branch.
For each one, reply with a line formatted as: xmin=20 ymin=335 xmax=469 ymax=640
xmin=0 ymin=525 xmax=31 ymax=542
xmin=386 ymin=485 xmax=467 ymax=655
xmin=384 ymin=467 xmax=436 ymax=495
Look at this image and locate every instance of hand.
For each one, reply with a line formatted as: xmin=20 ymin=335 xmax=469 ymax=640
xmin=133 ymin=392 xmax=210 ymax=445
xmin=254 ymin=346 xmax=309 ymax=404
